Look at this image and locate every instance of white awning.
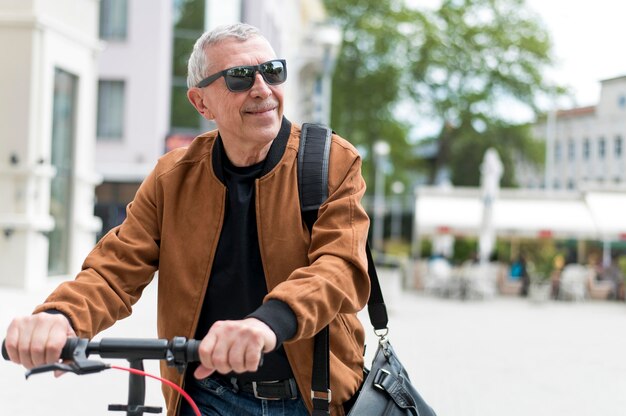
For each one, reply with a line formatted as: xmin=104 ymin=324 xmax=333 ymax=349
xmin=494 ymin=197 xmax=596 ymax=238
xmin=415 ymin=187 xmax=600 ymax=239
xmin=415 ymin=193 xmax=481 ymax=235
xmin=585 ymin=192 xmax=626 ymax=240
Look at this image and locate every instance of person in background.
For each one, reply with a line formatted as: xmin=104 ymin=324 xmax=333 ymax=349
xmin=4 ymin=23 xmax=370 ymax=416
xmin=550 ymin=253 xmax=565 ymax=300
xmin=510 ymin=255 xmax=530 ymax=297
xmin=599 ymin=253 xmax=625 ymax=301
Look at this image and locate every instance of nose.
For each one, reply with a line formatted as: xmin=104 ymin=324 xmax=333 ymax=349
xmin=249 ymin=72 xmax=272 ymax=98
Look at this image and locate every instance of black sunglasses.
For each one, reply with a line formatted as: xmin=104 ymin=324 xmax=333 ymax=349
xmin=196 ymin=59 xmax=287 ymax=91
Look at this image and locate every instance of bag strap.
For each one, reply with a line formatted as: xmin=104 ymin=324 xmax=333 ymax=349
xmin=297 ymin=123 xmax=388 ymax=414
xmin=298 ymin=123 xmax=331 ymax=215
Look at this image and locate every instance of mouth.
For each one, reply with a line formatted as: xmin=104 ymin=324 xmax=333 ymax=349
xmin=244 ymin=104 xmax=277 ymax=115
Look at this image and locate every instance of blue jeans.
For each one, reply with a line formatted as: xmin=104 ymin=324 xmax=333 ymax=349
xmin=179 ymin=376 xmax=309 ymax=416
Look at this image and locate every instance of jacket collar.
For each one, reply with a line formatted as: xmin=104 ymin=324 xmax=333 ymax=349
xmin=211 ymin=117 xmax=292 ymax=183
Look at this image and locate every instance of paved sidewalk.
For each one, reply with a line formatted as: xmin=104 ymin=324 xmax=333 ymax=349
xmin=2 ymin=270 xmax=626 ymax=415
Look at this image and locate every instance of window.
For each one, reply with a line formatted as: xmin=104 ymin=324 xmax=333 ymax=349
xmin=598 ymin=137 xmax=606 ymax=159
xmin=554 ymin=142 xmax=561 ymax=162
xmin=97 ymin=80 xmax=125 ymax=140
xmin=94 ymin=182 xmax=140 ymax=239
xmin=619 ymin=95 xmax=626 ymax=109
xmin=568 ymin=139 xmax=575 ymax=161
xmin=99 ymin=0 xmax=128 ymax=40
xmin=583 ymin=138 xmax=590 ymax=160
xmin=616 ymin=135 xmax=623 ymax=157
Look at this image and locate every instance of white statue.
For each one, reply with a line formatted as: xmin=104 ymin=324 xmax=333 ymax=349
xmin=479 ymin=148 xmax=503 ymax=264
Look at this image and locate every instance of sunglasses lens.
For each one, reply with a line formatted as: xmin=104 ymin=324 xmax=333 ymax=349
xmin=225 ymin=66 xmax=255 ymax=91
xmin=222 ymin=60 xmax=286 ymax=91
xmin=260 ymin=61 xmax=286 ymax=84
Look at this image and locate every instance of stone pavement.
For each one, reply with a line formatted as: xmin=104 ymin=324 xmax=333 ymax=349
xmin=1 ymin=269 xmax=626 ymax=415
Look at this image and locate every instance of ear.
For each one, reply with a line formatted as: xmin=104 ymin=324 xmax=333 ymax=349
xmin=187 ymin=88 xmax=215 ymax=119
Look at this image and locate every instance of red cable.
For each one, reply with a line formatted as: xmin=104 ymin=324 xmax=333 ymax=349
xmin=110 ymin=365 xmax=201 ymax=416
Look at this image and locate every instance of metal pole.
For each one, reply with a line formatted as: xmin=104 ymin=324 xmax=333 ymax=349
xmin=373 ymin=153 xmax=385 ymax=253
xmin=390 ymin=181 xmax=405 ymax=241
xmin=545 ymin=108 xmax=557 ymax=190
xmin=373 ymin=141 xmax=390 ymax=253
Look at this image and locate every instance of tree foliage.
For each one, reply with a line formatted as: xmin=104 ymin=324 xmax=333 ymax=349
xmin=170 ymin=0 xmax=205 ymax=130
xmin=323 ymin=0 xmax=419 ymax=186
xmin=450 ymin=121 xmax=544 ymax=186
xmin=324 ymin=0 xmax=563 ymax=188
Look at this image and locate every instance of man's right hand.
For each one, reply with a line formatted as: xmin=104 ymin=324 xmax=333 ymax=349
xmin=4 ymin=313 xmax=76 ymax=370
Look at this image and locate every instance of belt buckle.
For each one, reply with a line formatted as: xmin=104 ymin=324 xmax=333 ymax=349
xmin=252 ymin=381 xmax=280 ymax=400
xmin=252 ymin=379 xmax=297 ymax=400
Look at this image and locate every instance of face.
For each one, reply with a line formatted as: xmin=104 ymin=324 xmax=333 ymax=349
xmin=187 ymin=36 xmax=284 ymax=153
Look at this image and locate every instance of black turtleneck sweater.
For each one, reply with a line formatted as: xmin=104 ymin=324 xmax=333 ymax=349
xmin=193 ymin=124 xmax=298 ymax=382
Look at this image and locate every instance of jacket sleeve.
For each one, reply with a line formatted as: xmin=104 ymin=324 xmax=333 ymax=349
xmin=264 ymin=136 xmax=371 ymax=340
xmin=32 ymin=167 xmax=162 ymax=338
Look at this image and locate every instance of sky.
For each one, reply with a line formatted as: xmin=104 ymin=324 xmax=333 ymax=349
xmin=525 ymin=0 xmax=626 ymax=109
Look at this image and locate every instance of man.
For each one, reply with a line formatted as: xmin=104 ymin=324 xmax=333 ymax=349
xmin=4 ymin=23 xmax=370 ymax=416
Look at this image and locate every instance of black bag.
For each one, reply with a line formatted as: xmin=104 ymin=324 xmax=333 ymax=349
xmin=345 ymin=337 xmax=437 ymax=416
xmin=298 ymin=124 xmax=437 ymax=416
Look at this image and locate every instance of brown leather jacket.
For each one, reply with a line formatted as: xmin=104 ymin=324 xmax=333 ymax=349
xmin=34 ymin=120 xmax=370 ymax=415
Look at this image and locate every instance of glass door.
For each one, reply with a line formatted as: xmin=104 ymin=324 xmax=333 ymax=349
xmin=48 ymin=68 xmax=77 ymax=276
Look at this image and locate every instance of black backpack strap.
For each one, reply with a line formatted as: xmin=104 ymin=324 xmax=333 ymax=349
xmin=298 ymin=123 xmax=332 ymax=232
xmin=298 ymin=123 xmax=388 ymax=413
xmin=298 ymin=123 xmax=332 ymax=413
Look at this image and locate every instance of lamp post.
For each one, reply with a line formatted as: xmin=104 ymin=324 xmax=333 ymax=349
xmin=315 ymin=24 xmax=342 ymax=125
xmin=390 ymin=181 xmax=405 ymax=241
xmin=373 ymin=140 xmax=390 ymax=253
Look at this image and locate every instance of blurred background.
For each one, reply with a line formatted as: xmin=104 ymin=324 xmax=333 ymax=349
xmin=1 ymin=0 xmax=626 ymax=415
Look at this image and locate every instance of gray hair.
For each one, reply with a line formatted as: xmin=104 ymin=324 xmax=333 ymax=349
xmin=187 ymin=23 xmax=262 ymax=88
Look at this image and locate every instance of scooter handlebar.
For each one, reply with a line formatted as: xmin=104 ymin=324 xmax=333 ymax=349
xmin=2 ymin=337 xmax=200 ymax=363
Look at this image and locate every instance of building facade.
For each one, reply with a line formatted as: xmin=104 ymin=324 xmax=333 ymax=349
xmin=0 ymin=0 xmax=102 ymax=288
xmin=0 ymin=0 xmax=340 ymax=288
xmin=94 ymin=0 xmax=173 ymax=236
xmin=525 ymin=75 xmax=626 ymax=190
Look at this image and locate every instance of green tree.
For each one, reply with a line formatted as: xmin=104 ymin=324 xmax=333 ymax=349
xmin=409 ymin=0 xmax=561 ymax=185
xmin=325 ymin=0 xmax=564 ymax=188
xmin=450 ymin=121 xmax=544 ymax=186
xmin=170 ymin=0 xmax=205 ymax=131
xmin=323 ymin=0 xmax=419 ymax=187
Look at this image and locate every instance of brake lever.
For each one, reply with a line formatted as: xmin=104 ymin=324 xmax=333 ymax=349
xmin=24 ymin=337 xmax=109 ymax=379
xmin=25 ymin=360 xmax=110 ymax=379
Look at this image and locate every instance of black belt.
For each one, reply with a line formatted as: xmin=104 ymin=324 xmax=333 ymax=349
xmin=214 ymin=375 xmax=299 ymax=400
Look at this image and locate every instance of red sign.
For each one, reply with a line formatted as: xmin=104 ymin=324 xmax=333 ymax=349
xmin=164 ymin=133 xmax=196 ymax=153
xmin=537 ymin=229 xmax=553 ymax=239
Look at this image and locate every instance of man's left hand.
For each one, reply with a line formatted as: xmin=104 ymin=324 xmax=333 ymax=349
xmin=194 ymin=318 xmax=276 ymax=379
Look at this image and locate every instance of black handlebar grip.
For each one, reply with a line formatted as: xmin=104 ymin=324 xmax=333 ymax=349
xmin=2 ymin=340 xmax=9 ymax=360
xmin=186 ymin=339 xmax=201 ymax=362
xmin=2 ymin=337 xmax=82 ymax=361
xmin=60 ymin=338 xmax=81 ymax=360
